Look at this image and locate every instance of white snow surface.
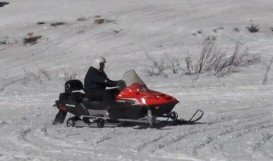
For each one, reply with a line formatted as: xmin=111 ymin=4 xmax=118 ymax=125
xmin=1 ymin=0 xmax=273 ymax=160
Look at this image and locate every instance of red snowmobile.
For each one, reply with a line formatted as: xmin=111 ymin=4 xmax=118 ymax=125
xmin=53 ymin=70 xmax=203 ymax=128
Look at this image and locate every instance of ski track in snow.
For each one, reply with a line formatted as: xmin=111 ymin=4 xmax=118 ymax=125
xmin=0 ymin=85 xmax=273 ymax=161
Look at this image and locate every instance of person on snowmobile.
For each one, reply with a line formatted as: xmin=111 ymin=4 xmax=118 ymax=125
xmin=84 ymin=56 xmax=119 ymax=102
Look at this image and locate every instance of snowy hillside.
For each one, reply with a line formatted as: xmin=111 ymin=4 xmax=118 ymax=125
xmin=1 ymin=0 xmax=273 ymax=160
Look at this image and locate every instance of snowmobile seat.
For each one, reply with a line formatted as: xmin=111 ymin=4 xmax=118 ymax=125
xmin=82 ymin=98 xmax=109 ymax=110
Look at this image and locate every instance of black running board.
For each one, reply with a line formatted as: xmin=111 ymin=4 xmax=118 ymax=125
xmin=80 ymin=115 xmax=152 ymax=124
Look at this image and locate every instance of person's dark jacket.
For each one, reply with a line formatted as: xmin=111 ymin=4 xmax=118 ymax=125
xmin=84 ymin=66 xmax=118 ymax=93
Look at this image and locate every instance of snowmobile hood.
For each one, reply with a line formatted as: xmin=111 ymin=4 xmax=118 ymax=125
xmin=116 ymin=83 xmax=179 ymax=106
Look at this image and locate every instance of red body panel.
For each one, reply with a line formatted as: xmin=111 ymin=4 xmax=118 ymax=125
xmin=116 ymin=83 xmax=179 ymax=106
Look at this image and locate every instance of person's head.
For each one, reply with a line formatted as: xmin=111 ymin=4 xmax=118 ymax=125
xmin=94 ymin=56 xmax=106 ymax=71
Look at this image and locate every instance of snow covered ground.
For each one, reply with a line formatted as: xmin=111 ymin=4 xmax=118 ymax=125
xmin=1 ymin=0 xmax=273 ymax=160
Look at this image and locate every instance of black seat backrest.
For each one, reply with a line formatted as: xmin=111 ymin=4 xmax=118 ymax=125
xmin=65 ymin=79 xmax=84 ymax=94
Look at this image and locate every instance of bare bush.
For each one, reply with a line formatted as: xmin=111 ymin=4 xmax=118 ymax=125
xmin=140 ymin=53 xmax=168 ymax=77
xmin=185 ymin=57 xmax=193 ymax=75
xmin=77 ymin=17 xmax=87 ymax=22
xmin=63 ymin=72 xmax=77 ymax=81
xmin=233 ymin=27 xmax=240 ymax=32
xmin=114 ymin=29 xmax=123 ymax=33
xmin=0 ymin=2 xmax=9 ymax=7
xmin=23 ymin=32 xmax=42 ymax=45
xmin=141 ymin=39 xmax=259 ymax=78
xmin=22 ymin=68 xmax=52 ymax=85
xmin=95 ymin=19 xmax=107 ymax=24
xmin=50 ymin=22 xmax=67 ymax=27
xmin=94 ymin=17 xmax=115 ymax=25
xmin=165 ymin=55 xmax=183 ymax=74
xmin=0 ymin=40 xmax=7 ymax=45
xmin=212 ymin=29 xmax=218 ymax=33
xmin=22 ymin=68 xmax=43 ymax=85
xmin=37 ymin=22 xmax=46 ymax=25
xmin=39 ymin=68 xmax=51 ymax=81
xmin=246 ymin=24 xmax=259 ymax=33
xmin=185 ymin=39 xmax=260 ymax=77
xmin=140 ymin=52 xmax=184 ymax=77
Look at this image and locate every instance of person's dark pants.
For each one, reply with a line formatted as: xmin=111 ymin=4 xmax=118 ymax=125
xmin=85 ymin=90 xmax=104 ymax=102
xmin=85 ymin=89 xmax=119 ymax=104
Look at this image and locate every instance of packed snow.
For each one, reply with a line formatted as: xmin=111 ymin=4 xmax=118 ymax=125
xmin=1 ymin=0 xmax=273 ymax=160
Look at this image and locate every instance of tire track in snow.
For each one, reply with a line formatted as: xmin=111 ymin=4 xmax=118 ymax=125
xmin=13 ymin=126 xmax=71 ymax=153
xmin=13 ymin=105 xmax=272 ymax=161
xmin=18 ymin=128 xmax=32 ymax=142
xmin=11 ymin=124 xmax=105 ymax=160
xmin=0 ymin=104 xmax=92 ymax=160
xmin=14 ymin=123 xmax=155 ymax=160
xmin=133 ymin=134 xmax=166 ymax=152
xmin=150 ymin=108 xmax=273 ymax=160
xmin=252 ymin=134 xmax=273 ymax=152
xmin=192 ymin=136 xmax=214 ymax=157
xmin=15 ymin=125 xmax=193 ymax=161
xmin=0 ymin=94 xmax=165 ymax=160
xmin=146 ymin=127 xmax=203 ymax=153
xmin=250 ymin=133 xmax=273 ymax=160
xmin=89 ymin=127 xmax=145 ymax=147
xmin=145 ymin=112 xmax=267 ymax=156
xmin=190 ymin=115 xmax=273 ymax=158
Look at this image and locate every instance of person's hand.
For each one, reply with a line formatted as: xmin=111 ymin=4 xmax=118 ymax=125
xmin=117 ymin=80 xmax=126 ymax=89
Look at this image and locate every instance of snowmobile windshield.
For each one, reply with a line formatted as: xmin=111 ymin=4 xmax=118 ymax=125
xmin=121 ymin=70 xmax=145 ymax=87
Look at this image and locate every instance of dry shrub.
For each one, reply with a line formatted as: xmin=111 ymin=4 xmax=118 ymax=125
xmin=39 ymin=68 xmax=51 ymax=81
xmin=50 ymin=22 xmax=67 ymax=27
xmin=77 ymin=17 xmax=87 ymax=22
xmin=233 ymin=27 xmax=240 ymax=32
xmin=141 ymin=38 xmax=260 ymax=78
xmin=22 ymin=68 xmax=51 ymax=85
xmin=23 ymin=69 xmax=43 ymax=85
xmin=140 ymin=53 xmax=183 ymax=77
xmin=185 ymin=38 xmax=260 ymax=77
xmin=166 ymin=56 xmax=183 ymax=74
xmin=63 ymin=72 xmax=77 ymax=81
xmin=23 ymin=33 xmax=42 ymax=45
xmin=246 ymin=24 xmax=259 ymax=33
xmin=141 ymin=53 xmax=168 ymax=77
xmin=185 ymin=57 xmax=193 ymax=75
xmin=94 ymin=18 xmax=113 ymax=24
xmin=0 ymin=2 xmax=9 ymax=7
xmin=114 ymin=29 xmax=123 ymax=33
xmin=95 ymin=19 xmax=106 ymax=24
xmin=37 ymin=22 xmax=46 ymax=25
xmin=0 ymin=40 xmax=7 ymax=45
